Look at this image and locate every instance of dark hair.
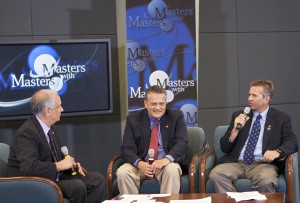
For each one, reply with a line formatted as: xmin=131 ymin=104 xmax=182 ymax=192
xmin=144 ymin=85 xmax=167 ymax=101
xmin=250 ymin=80 xmax=274 ymax=99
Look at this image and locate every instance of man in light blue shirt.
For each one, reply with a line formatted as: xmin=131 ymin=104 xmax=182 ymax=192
xmin=209 ymin=80 xmax=298 ymax=192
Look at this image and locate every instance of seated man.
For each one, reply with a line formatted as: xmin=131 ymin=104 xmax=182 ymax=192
xmin=7 ymin=89 xmax=105 ymax=203
xmin=209 ymin=79 xmax=298 ymax=192
xmin=117 ymin=85 xmax=188 ymax=194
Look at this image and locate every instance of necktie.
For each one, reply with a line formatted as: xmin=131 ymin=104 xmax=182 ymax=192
xmin=148 ymin=119 xmax=159 ymax=160
xmin=48 ymin=129 xmax=59 ymax=162
xmin=243 ymin=114 xmax=262 ymax=165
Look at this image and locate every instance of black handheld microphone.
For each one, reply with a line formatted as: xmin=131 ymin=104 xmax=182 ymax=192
xmin=61 ymin=146 xmax=77 ymax=175
xmin=148 ymin=149 xmax=155 ymax=165
xmin=236 ymin=107 xmax=251 ymax=130
xmin=148 ymin=149 xmax=155 ymax=179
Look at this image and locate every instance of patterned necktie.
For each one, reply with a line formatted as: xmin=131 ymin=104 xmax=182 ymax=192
xmin=48 ymin=129 xmax=59 ymax=162
xmin=243 ymin=114 xmax=262 ymax=165
xmin=148 ymin=119 xmax=159 ymax=160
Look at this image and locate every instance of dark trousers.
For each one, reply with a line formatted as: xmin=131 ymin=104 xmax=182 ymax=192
xmin=58 ymin=172 xmax=105 ymax=203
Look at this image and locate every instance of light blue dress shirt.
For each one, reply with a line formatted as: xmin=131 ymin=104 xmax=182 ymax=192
xmin=238 ymin=107 xmax=269 ymax=161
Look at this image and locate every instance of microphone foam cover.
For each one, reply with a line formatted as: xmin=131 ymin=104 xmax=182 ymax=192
xmin=244 ymin=107 xmax=251 ymax=114
xmin=148 ymin=149 xmax=154 ymax=158
xmin=61 ymin=146 xmax=68 ymax=155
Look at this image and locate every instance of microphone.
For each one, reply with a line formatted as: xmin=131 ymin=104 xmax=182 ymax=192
xmin=61 ymin=146 xmax=77 ymax=175
xmin=236 ymin=107 xmax=251 ymax=130
xmin=148 ymin=149 xmax=155 ymax=165
xmin=148 ymin=149 xmax=155 ymax=179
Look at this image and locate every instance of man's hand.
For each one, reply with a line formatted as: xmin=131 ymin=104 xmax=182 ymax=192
xmin=261 ymin=150 xmax=280 ymax=163
xmin=234 ymin=113 xmax=250 ymax=130
xmin=137 ymin=161 xmax=154 ymax=178
xmin=137 ymin=158 xmax=171 ymax=179
xmin=75 ymin=162 xmax=87 ymax=176
xmin=55 ymin=156 xmax=75 ymax=171
xmin=229 ymin=113 xmax=250 ymax=142
xmin=152 ymin=158 xmax=170 ymax=175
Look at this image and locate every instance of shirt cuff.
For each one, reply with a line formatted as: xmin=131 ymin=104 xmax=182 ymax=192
xmin=133 ymin=159 xmax=141 ymax=168
xmin=165 ymin=155 xmax=174 ymax=162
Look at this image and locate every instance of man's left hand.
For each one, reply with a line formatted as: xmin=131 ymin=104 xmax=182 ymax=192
xmin=261 ymin=150 xmax=280 ymax=163
xmin=152 ymin=158 xmax=170 ymax=174
xmin=75 ymin=162 xmax=87 ymax=176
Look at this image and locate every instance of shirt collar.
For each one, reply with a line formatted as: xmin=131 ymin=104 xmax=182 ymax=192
xmin=148 ymin=115 xmax=161 ymax=124
xmin=253 ymin=107 xmax=269 ymax=121
xmin=35 ymin=115 xmax=50 ymax=136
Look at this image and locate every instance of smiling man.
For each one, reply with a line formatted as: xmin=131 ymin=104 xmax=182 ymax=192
xmin=117 ymin=85 xmax=188 ymax=194
xmin=209 ymin=79 xmax=298 ymax=193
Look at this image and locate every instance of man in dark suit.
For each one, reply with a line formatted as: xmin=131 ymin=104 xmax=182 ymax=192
xmin=7 ymin=89 xmax=105 ymax=203
xmin=117 ymin=85 xmax=188 ymax=194
xmin=209 ymin=80 xmax=298 ymax=192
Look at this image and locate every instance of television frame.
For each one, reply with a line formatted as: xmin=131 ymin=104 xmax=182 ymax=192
xmin=0 ymin=38 xmax=113 ymax=121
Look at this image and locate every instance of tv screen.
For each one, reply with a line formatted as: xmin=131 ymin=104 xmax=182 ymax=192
xmin=0 ymin=39 xmax=113 ymax=120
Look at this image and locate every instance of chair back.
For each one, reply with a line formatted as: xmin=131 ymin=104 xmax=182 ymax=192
xmin=213 ymin=126 xmax=228 ymax=161
xmin=186 ymin=127 xmax=205 ymax=162
xmin=0 ymin=143 xmax=9 ymax=177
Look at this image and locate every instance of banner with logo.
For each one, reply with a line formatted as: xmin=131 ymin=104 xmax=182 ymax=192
xmin=126 ymin=0 xmax=197 ymax=126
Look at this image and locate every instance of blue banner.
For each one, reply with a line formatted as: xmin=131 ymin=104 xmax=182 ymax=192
xmin=126 ymin=0 xmax=197 ymax=127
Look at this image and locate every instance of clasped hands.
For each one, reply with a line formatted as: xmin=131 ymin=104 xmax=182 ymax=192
xmin=55 ymin=156 xmax=88 ymax=176
xmin=138 ymin=158 xmax=170 ymax=179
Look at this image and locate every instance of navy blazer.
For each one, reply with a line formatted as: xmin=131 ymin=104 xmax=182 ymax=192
xmin=218 ymin=107 xmax=298 ymax=168
xmin=7 ymin=116 xmax=64 ymax=181
xmin=121 ymin=108 xmax=188 ymax=167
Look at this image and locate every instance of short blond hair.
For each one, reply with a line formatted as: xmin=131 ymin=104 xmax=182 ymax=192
xmin=250 ymin=80 xmax=274 ymax=99
xmin=144 ymin=85 xmax=167 ymax=101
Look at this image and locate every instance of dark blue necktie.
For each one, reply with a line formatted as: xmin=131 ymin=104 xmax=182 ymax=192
xmin=48 ymin=129 xmax=59 ymax=162
xmin=243 ymin=114 xmax=262 ymax=165
xmin=48 ymin=129 xmax=62 ymax=181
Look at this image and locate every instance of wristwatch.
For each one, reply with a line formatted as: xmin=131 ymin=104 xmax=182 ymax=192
xmin=276 ymin=148 xmax=282 ymax=156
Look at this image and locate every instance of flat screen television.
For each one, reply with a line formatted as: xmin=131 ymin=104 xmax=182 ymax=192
xmin=0 ymin=39 xmax=113 ymax=120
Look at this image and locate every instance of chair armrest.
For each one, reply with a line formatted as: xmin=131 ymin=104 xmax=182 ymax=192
xmin=189 ymin=140 xmax=209 ymax=193
xmin=285 ymin=153 xmax=299 ymax=203
xmin=107 ymin=155 xmax=124 ymax=199
xmin=200 ymin=146 xmax=216 ymax=193
xmin=0 ymin=176 xmax=64 ymax=203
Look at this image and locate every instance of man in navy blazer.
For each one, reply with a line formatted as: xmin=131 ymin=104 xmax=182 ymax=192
xmin=117 ymin=85 xmax=188 ymax=194
xmin=7 ymin=89 xmax=105 ymax=203
xmin=209 ymin=80 xmax=298 ymax=193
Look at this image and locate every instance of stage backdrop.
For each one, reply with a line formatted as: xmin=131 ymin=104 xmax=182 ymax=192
xmin=126 ymin=0 xmax=197 ymax=127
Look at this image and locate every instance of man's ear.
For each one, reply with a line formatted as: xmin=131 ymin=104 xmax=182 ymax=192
xmin=44 ymin=107 xmax=51 ymax=116
xmin=265 ymin=95 xmax=271 ymax=103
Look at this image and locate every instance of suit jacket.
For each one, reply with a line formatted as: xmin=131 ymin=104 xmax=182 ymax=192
xmin=121 ymin=108 xmax=188 ymax=168
xmin=218 ymin=107 xmax=298 ymax=168
xmin=7 ymin=116 xmax=64 ymax=181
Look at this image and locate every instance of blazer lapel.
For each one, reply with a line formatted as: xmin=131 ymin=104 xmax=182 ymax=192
xmin=262 ymin=109 xmax=274 ymax=150
xmin=51 ymin=127 xmax=64 ymax=161
xmin=140 ymin=111 xmax=151 ymax=153
xmin=239 ymin=112 xmax=253 ymax=144
xmin=31 ymin=116 xmax=51 ymax=153
xmin=160 ymin=115 xmax=169 ymax=150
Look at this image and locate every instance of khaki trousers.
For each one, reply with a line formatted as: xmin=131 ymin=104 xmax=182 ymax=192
xmin=209 ymin=161 xmax=279 ymax=193
xmin=116 ymin=163 xmax=182 ymax=194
